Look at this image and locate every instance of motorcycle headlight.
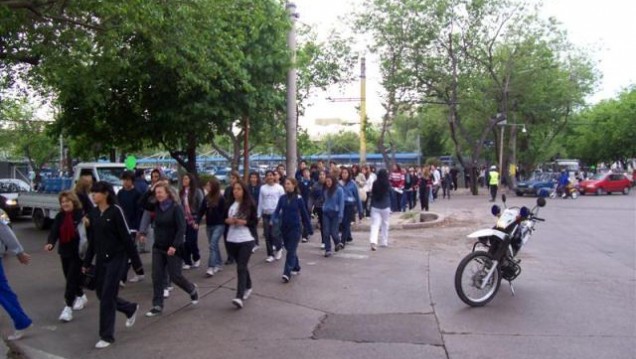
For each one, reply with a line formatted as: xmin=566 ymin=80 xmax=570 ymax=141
xmin=5 ymin=199 xmax=17 ymax=206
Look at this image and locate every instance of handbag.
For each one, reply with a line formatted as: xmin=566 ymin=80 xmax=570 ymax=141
xmin=77 ymin=222 xmax=88 ymax=260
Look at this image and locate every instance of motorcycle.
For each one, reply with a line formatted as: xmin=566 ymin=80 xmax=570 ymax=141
xmin=549 ymin=183 xmax=578 ymax=199
xmin=454 ymin=195 xmax=546 ymax=307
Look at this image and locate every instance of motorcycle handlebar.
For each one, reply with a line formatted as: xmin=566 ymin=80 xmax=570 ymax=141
xmin=533 ymin=216 xmax=545 ymax=222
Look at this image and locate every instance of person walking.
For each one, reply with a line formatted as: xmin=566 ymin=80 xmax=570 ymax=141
xmin=322 ymin=175 xmax=344 ymax=257
xmin=272 ymin=178 xmax=313 ymax=283
xmin=369 ymin=169 xmax=392 ymax=250
xmin=488 ymin=165 xmax=500 ymax=202
xmin=197 ymin=178 xmax=226 ymax=277
xmin=442 ymin=166 xmax=452 ymax=199
xmin=339 ymin=167 xmax=363 ymax=245
xmin=179 ymin=173 xmax=204 ymax=270
xmin=419 ymin=166 xmax=432 ymax=211
xmin=143 ymin=183 xmax=199 ymax=318
xmin=82 ymin=182 xmax=139 ymax=349
xmin=389 ymin=164 xmax=404 ymax=212
xmin=248 ymin=171 xmax=262 ymax=252
xmin=308 ymin=171 xmax=326 ymax=249
xmin=116 ymin=171 xmax=145 ymax=284
xmin=257 ymin=170 xmax=285 ymax=263
xmin=225 ymin=181 xmax=258 ymax=309
xmin=45 ymin=191 xmax=88 ymax=323
xmin=222 ymin=171 xmax=241 ymax=265
xmin=0 ymin=221 xmax=32 ymax=341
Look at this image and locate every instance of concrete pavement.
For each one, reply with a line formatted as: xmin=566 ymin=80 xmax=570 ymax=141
xmin=1 ymin=187 xmax=634 ymax=359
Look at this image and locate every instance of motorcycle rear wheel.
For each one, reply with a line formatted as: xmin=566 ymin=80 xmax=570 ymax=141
xmin=455 ymin=251 xmax=502 ymax=307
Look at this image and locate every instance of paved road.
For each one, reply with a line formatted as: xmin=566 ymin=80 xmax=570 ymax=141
xmin=0 ymin=189 xmax=634 ymax=359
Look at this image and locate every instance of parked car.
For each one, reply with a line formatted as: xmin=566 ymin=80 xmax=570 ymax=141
xmin=0 ymin=181 xmax=27 ymax=219
xmin=579 ymin=172 xmax=631 ymax=195
xmin=515 ymin=173 xmax=556 ymax=197
xmin=213 ymin=167 xmax=231 ymax=184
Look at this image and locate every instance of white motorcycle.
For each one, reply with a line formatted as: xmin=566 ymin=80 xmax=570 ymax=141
xmin=454 ymin=195 xmax=546 ymax=307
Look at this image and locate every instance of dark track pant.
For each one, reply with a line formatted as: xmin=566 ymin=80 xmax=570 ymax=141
xmin=95 ymin=254 xmax=137 ymax=343
xmin=182 ymin=224 xmax=201 ymax=265
xmin=151 ymin=248 xmax=196 ymax=308
xmin=61 ymin=255 xmax=84 ymax=307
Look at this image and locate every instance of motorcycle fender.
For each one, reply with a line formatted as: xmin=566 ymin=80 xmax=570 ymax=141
xmin=467 ymin=229 xmax=507 ymax=241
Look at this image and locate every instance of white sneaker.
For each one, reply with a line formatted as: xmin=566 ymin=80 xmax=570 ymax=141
xmin=193 ymin=260 xmax=201 ymax=268
xmin=182 ymin=264 xmax=191 ymax=270
xmin=232 ymin=298 xmax=244 ymax=309
xmin=95 ymin=340 xmax=111 ymax=349
xmin=213 ymin=266 xmax=222 ymax=273
xmin=265 ymin=256 xmax=275 ymax=263
xmin=73 ymin=294 xmax=87 ymax=311
xmin=59 ymin=306 xmax=73 ymax=322
xmin=129 ymin=274 xmax=145 ymax=283
xmin=125 ymin=304 xmax=139 ymax=328
xmin=163 ymin=289 xmax=170 ymax=298
xmin=275 ymin=249 xmax=283 ymax=260
xmin=320 ymin=243 xmax=325 ymax=250
xmin=251 ymin=245 xmax=260 ymax=253
xmin=7 ymin=324 xmax=30 ymax=341
xmin=167 ymin=286 xmax=174 ymax=291
xmin=243 ymin=288 xmax=253 ymax=300
xmin=119 ymin=281 xmax=126 ymax=287
xmin=206 ymin=268 xmax=215 ymax=277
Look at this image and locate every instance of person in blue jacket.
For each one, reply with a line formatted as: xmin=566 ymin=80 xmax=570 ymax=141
xmin=272 ymin=178 xmax=313 ymax=283
xmin=321 ymin=175 xmax=344 ymax=257
xmin=339 ymin=167 xmax=363 ymax=246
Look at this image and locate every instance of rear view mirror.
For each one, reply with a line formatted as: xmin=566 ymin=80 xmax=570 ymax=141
xmin=537 ymin=197 xmax=546 ymax=207
xmin=491 ymin=205 xmax=501 ymax=216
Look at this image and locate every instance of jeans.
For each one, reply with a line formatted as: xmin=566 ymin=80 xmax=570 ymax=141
xmin=369 ymin=207 xmax=390 ymax=246
xmin=322 ymin=210 xmax=341 ymax=252
xmin=61 ymin=254 xmax=84 ymax=307
xmin=206 ymin=224 xmax=225 ymax=268
xmin=282 ymin=226 xmax=301 ymax=277
xmin=151 ymin=248 xmax=196 ymax=308
xmin=226 ymin=241 xmax=254 ymax=299
xmin=262 ymin=214 xmax=282 ymax=256
xmin=0 ymin=260 xmax=31 ymax=330
xmin=419 ymin=185 xmax=430 ymax=211
xmin=342 ymin=203 xmax=355 ymax=243
xmin=391 ymin=189 xmax=402 ymax=212
xmin=95 ymin=254 xmax=137 ymax=343
xmin=182 ymin=223 xmax=201 ymax=265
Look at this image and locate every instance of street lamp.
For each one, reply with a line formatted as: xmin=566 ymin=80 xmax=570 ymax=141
xmin=497 ymin=119 xmax=527 ymax=185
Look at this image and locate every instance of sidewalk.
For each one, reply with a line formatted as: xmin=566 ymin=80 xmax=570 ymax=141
xmin=1 ymin=188 xmax=497 ymax=359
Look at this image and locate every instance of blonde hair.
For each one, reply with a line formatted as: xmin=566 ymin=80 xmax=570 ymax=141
xmin=59 ymin=190 xmax=82 ymax=210
xmin=74 ymin=177 xmax=92 ymax=194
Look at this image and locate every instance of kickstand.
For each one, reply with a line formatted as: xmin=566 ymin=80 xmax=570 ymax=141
xmin=508 ymin=281 xmax=515 ymax=296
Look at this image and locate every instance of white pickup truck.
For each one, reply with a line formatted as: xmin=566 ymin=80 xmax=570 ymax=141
xmin=18 ymin=162 xmax=126 ymax=229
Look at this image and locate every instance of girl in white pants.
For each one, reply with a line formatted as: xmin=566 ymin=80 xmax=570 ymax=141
xmin=369 ymin=169 xmax=392 ymax=250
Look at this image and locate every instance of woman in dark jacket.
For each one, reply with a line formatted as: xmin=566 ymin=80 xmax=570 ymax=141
xmin=82 ymin=182 xmax=139 ymax=349
xmin=45 ymin=191 xmax=87 ymax=323
xmin=179 ymin=173 xmax=204 ymax=269
xmin=369 ymin=169 xmax=392 ymax=250
xmin=247 ymin=171 xmax=261 ymax=251
xmin=197 ymin=178 xmax=226 ymax=277
xmin=144 ymin=183 xmax=198 ymax=318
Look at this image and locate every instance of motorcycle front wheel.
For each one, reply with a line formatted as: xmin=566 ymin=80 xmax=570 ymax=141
xmin=455 ymin=251 xmax=502 ymax=307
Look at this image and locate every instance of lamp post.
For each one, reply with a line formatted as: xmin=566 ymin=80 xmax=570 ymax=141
xmin=497 ymin=120 xmax=527 ymax=186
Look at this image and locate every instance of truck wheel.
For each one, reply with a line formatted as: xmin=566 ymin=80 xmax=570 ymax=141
xmin=33 ymin=209 xmax=51 ymax=230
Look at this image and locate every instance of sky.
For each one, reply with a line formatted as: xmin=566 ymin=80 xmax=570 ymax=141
xmin=293 ymin=0 xmax=636 ymax=131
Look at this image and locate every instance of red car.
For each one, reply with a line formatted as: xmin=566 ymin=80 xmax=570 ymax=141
xmin=580 ymin=172 xmax=631 ymax=195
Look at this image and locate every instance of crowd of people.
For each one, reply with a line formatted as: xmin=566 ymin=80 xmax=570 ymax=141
xmin=0 ymin=159 xmax=466 ymax=349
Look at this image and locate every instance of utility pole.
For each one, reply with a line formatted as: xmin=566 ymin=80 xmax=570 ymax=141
xmin=286 ymin=2 xmax=299 ymax=178
xmin=359 ymin=56 xmax=367 ymax=165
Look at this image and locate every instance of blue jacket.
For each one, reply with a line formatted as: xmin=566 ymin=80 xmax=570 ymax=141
xmin=272 ymin=194 xmax=313 ymax=235
xmin=341 ymin=180 xmax=363 ymax=216
xmin=322 ymin=186 xmax=344 ymax=221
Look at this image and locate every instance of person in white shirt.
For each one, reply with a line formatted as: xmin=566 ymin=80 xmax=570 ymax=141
xmin=361 ymin=165 xmax=376 ymax=217
xmin=432 ymin=165 xmax=441 ymax=200
xmin=257 ymin=170 xmax=285 ymax=263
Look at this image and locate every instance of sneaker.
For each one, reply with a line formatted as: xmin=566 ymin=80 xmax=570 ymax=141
xmin=265 ymin=256 xmax=275 ymax=263
xmin=291 ymin=270 xmax=300 ymax=276
xmin=119 ymin=280 xmax=126 ymax=288
xmin=275 ymin=249 xmax=283 ymax=260
xmin=282 ymin=274 xmax=290 ymax=283
xmin=301 ymin=237 xmax=309 ymax=243
xmin=371 ymin=243 xmax=377 ymax=251
xmin=320 ymin=243 xmax=325 ymax=250
xmin=190 ymin=285 xmax=199 ymax=305
xmin=213 ymin=266 xmax=223 ymax=273
xmin=251 ymin=245 xmax=260 ymax=253
xmin=95 ymin=340 xmax=111 ymax=349
xmin=145 ymin=307 xmax=162 ymax=317
xmin=193 ymin=260 xmax=201 ymax=268
xmin=232 ymin=298 xmax=244 ymax=309
xmin=335 ymin=243 xmax=344 ymax=252
xmin=72 ymin=294 xmax=88 ymax=311
xmin=243 ymin=288 xmax=253 ymax=300
xmin=206 ymin=268 xmax=215 ymax=277
xmin=125 ymin=304 xmax=139 ymax=328
xmin=163 ymin=289 xmax=170 ymax=298
xmin=59 ymin=306 xmax=73 ymax=322
xmin=167 ymin=286 xmax=174 ymax=291
xmin=324 ymin=251 xmax=332 ymax=258
xmin=380 ymin=243 xmax=389 ymax=248
xmin=224 ymin=258 xmax=235 ymax=265
xmin=182 ymin=264 xmax=191 ymax=270
xmin=129 ymin=274 xmax=145 ymax=283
